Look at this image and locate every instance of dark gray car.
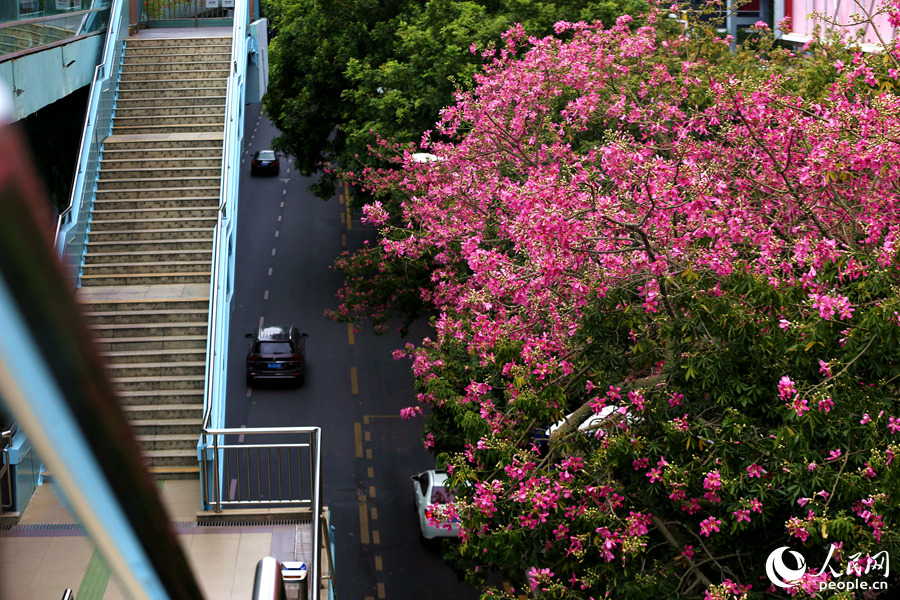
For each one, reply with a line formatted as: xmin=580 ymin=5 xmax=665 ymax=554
xmin=245 ymin=326 xmax=308 ymax=386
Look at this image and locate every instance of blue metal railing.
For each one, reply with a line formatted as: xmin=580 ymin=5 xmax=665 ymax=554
xmin=54 ymin=0 xmax=126 ymax=279
xmin=200 ymin=0 xmax=246 ymax=442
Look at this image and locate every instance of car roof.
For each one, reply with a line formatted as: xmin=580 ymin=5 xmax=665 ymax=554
xmin=257 ymin=326 xmax=294 ymax=341
xmin=546 ymin=405 xmax=618 ymax=436
xmin=429 ymin=470 xmax=449 ymax=487
xmin=256 ymin=150 xmax=276 ymax=158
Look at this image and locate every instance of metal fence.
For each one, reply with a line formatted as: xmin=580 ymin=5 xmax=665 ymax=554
xmin=200 ymin=427 xmax=321 ymax=511
xmin=142 ymin=0 xmax=233 ymax=24
xmin=199 ymin=427 xmax=324 ymax=600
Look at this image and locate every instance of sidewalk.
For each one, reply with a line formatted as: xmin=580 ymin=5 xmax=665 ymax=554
xmin=0 ymin=479 xmax=310 ymax=600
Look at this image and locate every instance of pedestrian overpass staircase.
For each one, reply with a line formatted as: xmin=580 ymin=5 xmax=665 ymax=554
xmin=75 ymin=33 xmax=231 ymax=479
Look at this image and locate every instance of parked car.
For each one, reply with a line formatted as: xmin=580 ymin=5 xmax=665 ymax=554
xmin=245 ymin=326 xmax=308 ymax=386
xmin=412 ymin=469 xmax=460 ymax=539
xmin=250 ymin=150 xmax=280 ymax=176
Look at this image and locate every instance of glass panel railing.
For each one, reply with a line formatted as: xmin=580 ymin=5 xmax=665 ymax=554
xmin=0 ymin=1 xmax=111 ymax=58
xmin=53 ymin=0 xmax=124 ymax=281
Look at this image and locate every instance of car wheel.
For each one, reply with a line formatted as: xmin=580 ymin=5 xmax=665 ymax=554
xmin=246 ymin=373 xmax=253 ymax=387
xmin=295 ymin=374 xmax=305 ymax=388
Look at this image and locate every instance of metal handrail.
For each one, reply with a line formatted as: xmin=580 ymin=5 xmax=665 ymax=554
xmin=53 ymin=0 xmax=126 ymax=276
xmin=200 ymin=427 xmax=322 ymax=600
xmin=201 ymin=0 xmax=247 ymax=432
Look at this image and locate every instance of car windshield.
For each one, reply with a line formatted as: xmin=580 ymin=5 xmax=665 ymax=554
xmin=430 ymin=486 xmax=454 ymax=504
xmin=256 ymin=341 xmax=293 ymax=355
xmin=257 ymin=151 xmax=276 ymax=161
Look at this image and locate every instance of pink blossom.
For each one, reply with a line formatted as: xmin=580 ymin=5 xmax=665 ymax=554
xmin=818 ymin=398 xmax=835 ymax=413
xmin=699 ymin=516 xmax=722 ymax=537
xmin=746 ymin=463 xmax=764 ymax=478
xmin=889 ymin=416 xmax=900 ymax=433
xmin=778 ymin=376 xmax=796 ymax=400
xmin=828 ymin=448 xmax=842 ymax=461
xmin=733 ymin=509 xmax=751 ymax=523
xmin=400 ymin=406 xmax=423 ymax=419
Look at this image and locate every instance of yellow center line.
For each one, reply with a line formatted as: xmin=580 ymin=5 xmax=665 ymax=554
xmin=374 ymin=556 xmax=383 ymax=571
xmin=370 ymin=506 xmax=378 ymax=520
xmin=354 ymin=422 xmax=363 ymax=458
xmin=372 ymin=530 xmax=381 ymax=545
xmin=369 ymin=485 xmax=376 ymax=499
xmin=359 ymin=495 xmax=370 ymax=544
xmin=347 ymin=322 xmax=355 ymax=345
xmin=367 ymin=466 xmax=374 ymax=478
xmin=350 ymin=366 xmax=359 ymax=395
xmin=377 ymin=583 xmax=386 ymax=599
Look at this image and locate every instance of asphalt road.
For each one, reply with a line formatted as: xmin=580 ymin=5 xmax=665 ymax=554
xmin=224 ymin=103 xmax=479 ymax=600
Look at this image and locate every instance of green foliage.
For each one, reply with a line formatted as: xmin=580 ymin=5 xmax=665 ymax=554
xmin=263 ymin=0 xmax=654 ymax=199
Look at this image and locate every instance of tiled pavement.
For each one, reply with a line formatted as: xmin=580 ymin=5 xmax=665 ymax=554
xmin=0 ymin=479 xmax=307 ymax=600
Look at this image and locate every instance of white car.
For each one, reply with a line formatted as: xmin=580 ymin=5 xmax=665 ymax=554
xmin=412 ymin=469 xmax=459 ymax=539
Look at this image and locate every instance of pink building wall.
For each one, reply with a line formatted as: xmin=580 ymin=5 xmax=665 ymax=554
xmin=785 ymin=0 xmax=898 ymax=47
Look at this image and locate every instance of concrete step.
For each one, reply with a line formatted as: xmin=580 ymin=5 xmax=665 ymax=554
xmin=89 ymin=216 xmax=217 ymax=231
xmin=119 ymin=79 xmax=227 ymax=92
xmin=108 ymin=362 xmax=206 ymax=378
xmin=81 ymin=272 xmax=212 ymax=286
xmin=95 ymin=335 xmax=207 ymax=353
xmin=96 ymin=176 xmax=220 ymax=190
xmin=94 ymin=186 xmax=220 ymax=200
xmin=86 ymin=227 xmax=214 ymax=242
xmin=82 ymin=298 xmax=209 ymax=313
xmin=100 ymin=157 xmax=222 ymax=171
xmin=85 ymin=249 xmax=213 ymax=265
xmin=94 ymin=189 xmax=220 ymax=201
xmin=84 ymin=238 xmax=214 ymax=253
xmin=123 ymin=406 xmax=203 ymax=422
xmin=102 ymin=140 xmax=222 ymax=152
xmin=91 ymin=320 xmax=207 ymax=337
xmin=83 ymin=260 xmax=213 ymax=276
xmin=136 ymin=433 xmax=202 ymax=450
xmin=122 ymin=63 xmax=231 ymax=76
xmin=125 ymin=38 xmax=231 ymax=51
xmin=112 ymin=374 xmax=205 ymax=392
xmin=90 ymin=206 xmax=218 ymax=219
xmin=123 ymin=52 xmax=231 ymax=66
xmin=142 ymin=448 xmax=200 ymax=469
xmin=88 ymin=307 xmax=209 ymax=326
xmin=118 ymin=389 xmax=204 ymax=405
xmin=115 ymin=88 xmax=228 ymax=101
xmin=114 ymin=105 xmax=226 ymax=118
xmin=94 ymin=196 xmax=220 ymax=210
xmin=99 ymin=167 xmax=222 ymax=180
xmin=102 ymin=347 xmax=207 ymax=363
xmin=112 ymin=123 xmax=225 ymax=136
xmin=112 ymin=114 xmax=225 ymax=128
xmin=116 ymin=97 xmax=226 ymax=110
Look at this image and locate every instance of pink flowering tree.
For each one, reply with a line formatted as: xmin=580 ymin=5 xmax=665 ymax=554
xmin=333 ymin=5 xmax=900 ymax=598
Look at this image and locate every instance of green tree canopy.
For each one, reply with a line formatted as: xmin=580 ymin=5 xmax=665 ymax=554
xmin=262 ymin=0 xmax=651 ymax=198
